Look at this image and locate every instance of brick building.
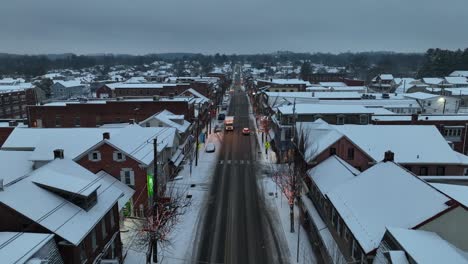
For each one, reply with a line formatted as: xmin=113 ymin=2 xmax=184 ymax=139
xmin=295 ymin=119 xmax=468 ymax=176
xmin=96 ymin=83 xmax=191 ymax=99
xmin=27 ymin=98 xmax=195 ymax=128
xmin=0 ymin=84 xmax=37 ymax=118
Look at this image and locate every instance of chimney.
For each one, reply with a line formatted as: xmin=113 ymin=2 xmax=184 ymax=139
xmin=129 ymin=119 xmax=135 ymax=125
xmin=383 ymin=150 xmax=394 ymax=162
xmin=8 ymin=120 xmax=17 ymax=127
xmin=103 ymin=132 xmax=110 ymax=140
xmin=411 ymin=113 xmax=418 ymax=123
xmin=53 ymin=149 xmax=64 ymax=159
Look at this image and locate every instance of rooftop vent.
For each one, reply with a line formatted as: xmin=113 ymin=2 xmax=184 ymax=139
xmin=53 ymin=149 xmax=64 ymax=159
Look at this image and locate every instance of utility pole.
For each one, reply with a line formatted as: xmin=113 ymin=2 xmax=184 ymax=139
xmin=290 ymin=98 xmax=296 ymax=233
xmin=152 ymin=137 xmax=159 ymax=263
xmin=195 ymin=105 xmax=200 ymax=166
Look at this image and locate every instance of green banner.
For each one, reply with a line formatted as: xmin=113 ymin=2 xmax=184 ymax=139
xmin=147 ymin=174 xmax=154 ymax=197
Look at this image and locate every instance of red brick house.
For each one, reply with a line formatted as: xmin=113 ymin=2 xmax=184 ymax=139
xmin=96 ymin=82 xmax=190 ymax=98
xmin=295 ymin=119 xmax=468 ymax=176
xmin=74 ymin=126 xmax=178 ymax=217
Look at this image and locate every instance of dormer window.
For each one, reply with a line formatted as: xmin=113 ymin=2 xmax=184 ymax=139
xmin=113 ymin=151 xmax=125 ymax=162
xmin=89 ymin=151 xmax=101 ymax=162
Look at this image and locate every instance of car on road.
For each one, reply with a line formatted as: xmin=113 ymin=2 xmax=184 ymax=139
xmin=205 ymin=143 xmax=216 ymax=153
xmin=217 ymin=113 xmax=225 ymax=121
xmin=214 ymin=125 xmax=222 ymax=132
xmin=242 ymin=127 xmax=250 ymax=135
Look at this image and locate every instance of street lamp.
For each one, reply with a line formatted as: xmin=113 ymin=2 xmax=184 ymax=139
xmin=439 ymin=97 xmax=447 ymax=114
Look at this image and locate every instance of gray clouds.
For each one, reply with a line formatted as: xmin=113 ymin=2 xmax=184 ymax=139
xmin=1 ymin=0 xmax=468 ymax=54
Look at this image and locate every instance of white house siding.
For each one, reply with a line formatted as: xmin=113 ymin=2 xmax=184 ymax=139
xmin=418 ymin=207 xmax=468 ymax=251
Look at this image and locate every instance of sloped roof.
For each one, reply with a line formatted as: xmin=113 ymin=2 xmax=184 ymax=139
xmin=430 ymin=183 xmax=468 ymax=208
xmin=445 ymin=76 xmax=468 ymax=85
xmin=278 ymin=104 xmax=374 ymax=115
xmin=0 ymin=150 xmax=34 ymax=185
xmin=140 ymin=109 xmax=191 ymax=134
xmin=327 ymin=162 xmax=451 ymax=253
xmin=307 ymin=155 xmax=359 ymax=195
xmin=403 ymin=92 xmax=439 ymax=100
xmin=0 ymin=159 xmax=123 ymax=246
xmin=423 ymin=78 xmax=444 ymax=85
xmin=387 ymin=227 xmax=468 ymax=263
xmin=0 ymin=232 xmax=55 ymax=263
xmin=107 ymin=125 xmax=177 ymax=166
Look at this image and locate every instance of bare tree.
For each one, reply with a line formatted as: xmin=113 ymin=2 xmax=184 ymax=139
xmin=129 ymin=181 xmax=191 ymax=263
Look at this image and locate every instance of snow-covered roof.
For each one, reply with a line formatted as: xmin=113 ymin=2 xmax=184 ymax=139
xmin=180 ymin=88 xmax=211 ymax=103
xmin=379 ymin=74 xmax=394 ymax=80
xmin=450 ymin=71 xmax=468 ymax=77
xmin=258 ymin=79 xmax=309 ymax=85
xmin=0 ymin=232 xmax=55 ymax=263
xmin=423 ymin=78 xmax=444 ymax=85
xmin=0 ymin=82 xmax=35 ymax=93
xmin=0 ymin=158 xmax=123 ymax=246
xmin=403 ymin=92 xmax=439 ymax=100
xmin=278 ymin=104 xmax=375 ymax=115
xmin=327 ymin=162 xmax=451 ymax=253
xmin=307 ymin=155 xmax=359 ymax=195
xmin=296 ymin=120 xmax=344 ymax=161
xmin=445 ymin=77 xmax=468 ymax=85
xmin=95 ymin=170 xmax=134 ymax=210
xmin=430 ymin=183 xmax=468 ymax=208
xmin=318 ymin=82 xmax=347 ymax=87
xmin=2 ymin=127 xmax=119 ymax=154
xmin=106 ymin=125 xmax=177 ymax=166
xmin=386 ymin=227 xmax=468 ymax=263
xmin=334 ymin=124 xmax=465 ymax=164
xmin=140 ymin=109 xmax=191 ymax=134
xmin=0 ymin=150 xmax=34 ymax=185
xmin=106 ymin=82 xmax=178 ymax=90
xmin=53 ymin=80 xmax=83 ymax=88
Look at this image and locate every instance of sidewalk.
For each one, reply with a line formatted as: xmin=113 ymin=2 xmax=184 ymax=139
xmin=122 ymin=122 xmax=223 ymax=264
xmin=247 ymin=91 xmax=318 ymax=264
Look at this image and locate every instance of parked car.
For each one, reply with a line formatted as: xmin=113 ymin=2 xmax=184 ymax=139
xmin=205 ymin=143 xmax=216 ymax=153
xmin=214 ymin=125 xmax=222 ymax=132
xmin=242 ymin=127 xmax=250 ymax=135
xmin=217 ymin=113 xmax=226 ymax=121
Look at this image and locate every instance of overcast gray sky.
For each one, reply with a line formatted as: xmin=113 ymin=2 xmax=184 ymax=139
xmin=2 ymin=0 xmax=467 ymax=55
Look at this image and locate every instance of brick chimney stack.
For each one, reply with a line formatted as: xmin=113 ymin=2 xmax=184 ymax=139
xmin=103 ymin=132 xmax=110 ymax=140
xmin=383 ymin=150 xmax=394 ymax=162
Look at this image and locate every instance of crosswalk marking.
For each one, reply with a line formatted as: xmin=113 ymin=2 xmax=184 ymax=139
xmin=219 ymin=160 xmax=253 ymax=165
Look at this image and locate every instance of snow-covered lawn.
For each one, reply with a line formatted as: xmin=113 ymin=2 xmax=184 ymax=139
xmin=122 ymin=125 xmax=223 ymax=264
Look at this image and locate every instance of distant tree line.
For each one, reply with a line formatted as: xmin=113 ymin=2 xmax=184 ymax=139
xmin=1 ymin=48 xmax=467 ymax=79
xmin=417 ymin=48 xmax=468 ymax=77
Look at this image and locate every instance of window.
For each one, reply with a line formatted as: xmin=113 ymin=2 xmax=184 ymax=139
xmin=113 ymin=151 xmax=126 ymax=162
xmin=110 ymin=210 xmax=115 ymax=229
xmin=444 ymin=128 xmax=462 ymax=137
xmin=55 ymin=115 xmax=62 ymax=127
xmin=80 ymin=243 xmax=87 ymax=263
xmin=89 ymin=151 xmax=101 ymax=162
xmin=91 ymin=229 xmax=97 ymax=251
xmin=419 ymin=167 xmax=428 ymax=176
xmin=74 ymin=116 xmax=81 ymax=127
xmin=120 ymin=168 xmax=135 ymax=187
xmin=359 ymin=114 xmax=368 ymax=125
xmin=347 ymin=148 xmax=355 ymax=160
xmin=436 ymin=166 xmax=445 ymax=176
xmin=344 ymin=226 xmax=350 ymax=241
xmin=329 ymin=147 xmax=336 ymax=156
xmin=101 ymin=218 xmax=107 ymax=239
xmin=337 ymin=115 xmax=345 ymax=125
xmin=352 ymin=240 xmax=361 ymax=261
